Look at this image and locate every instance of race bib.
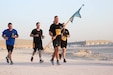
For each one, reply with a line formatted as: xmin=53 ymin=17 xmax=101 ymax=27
xmin=62 ymin=36 xmax=67 ymax=41
xmin=55 ymin=29 xmax=61 ymax=35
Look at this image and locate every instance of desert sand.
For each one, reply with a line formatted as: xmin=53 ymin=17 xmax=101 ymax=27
xmin=0 ymin=48 xmax=113 ymax=75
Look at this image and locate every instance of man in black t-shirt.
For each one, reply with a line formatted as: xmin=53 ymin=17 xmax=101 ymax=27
xmin=30 ymin=22 xmax=44 ymax=63
xmin=60 ymin=24 xmax=70 ymax=63
xmin=49 ymin=16 xmax=63 ymax=65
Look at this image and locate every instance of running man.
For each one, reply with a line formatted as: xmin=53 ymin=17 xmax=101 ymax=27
xmin=59 ymin=24 xmax=70 ymax=63
xmin=49 ymin=16 xmax=63 ymax=65
xmin=30 ymin=22 xmax=44 ymax=63
xmin=2 ymin=23 xmax=19 ymax=65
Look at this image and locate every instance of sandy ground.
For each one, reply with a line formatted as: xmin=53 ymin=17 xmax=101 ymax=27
xmin=0 ymin=49 xmax=113 ymax=75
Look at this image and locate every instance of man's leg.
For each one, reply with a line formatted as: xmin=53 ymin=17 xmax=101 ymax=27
xmin=62 ymin=47 xmax=67 ymax=63
xmin=8 ymin=51 xmax=12 ymax=61
xmin=31 ymin=50 xmax=36 ymax=62
xmin=31 ymin=43 xmax=37 ymax=62
xmin=8 ymin=51 xmax=13 ymax=64
xmin=50 ymin=48 xmax=56 ymax=65
xmin=50 ymin=41 xmax=56 ymax=65
xmin=6 ymin=45 xmax=14 ymax=64
xmin=56 ymin=46 xmax=60 ymax=60
xmin=56 ymin=46 xmax=60 ymax=65
xmin=6 ymin=50 xmax=11 ymax=63
xmin=38 ymin=50 xmax=44 ymax=63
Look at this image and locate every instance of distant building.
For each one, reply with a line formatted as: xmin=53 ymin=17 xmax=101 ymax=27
xmin=85 ymin=40 xmax=112 ymax=46
xmin=67 ymin=40 xmax=113 ymax=47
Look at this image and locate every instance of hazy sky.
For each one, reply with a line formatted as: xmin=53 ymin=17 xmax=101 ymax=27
xmin=0 ymin=0 xmax=113 ymax=44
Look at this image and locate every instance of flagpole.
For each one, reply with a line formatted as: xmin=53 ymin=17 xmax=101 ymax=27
xmin=44 ymin=39 xmax=53 ymax=50
xmin=64 ymin=18 xmax=71 ymax=26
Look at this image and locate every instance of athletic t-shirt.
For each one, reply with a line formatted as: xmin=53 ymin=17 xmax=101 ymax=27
xmin=31 ymin=29 xmax=43 ymax=43
xmin=2 ymin=29 xmax=18 ymax=46
xmin=49 ymin=23 xmax=63 ymax=37
xmin=61 ymin=29 xmax=69 ymax=41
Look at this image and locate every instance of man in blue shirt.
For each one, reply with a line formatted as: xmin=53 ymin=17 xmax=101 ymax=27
xmin=2 ymin=23 xmax=19 ymax=65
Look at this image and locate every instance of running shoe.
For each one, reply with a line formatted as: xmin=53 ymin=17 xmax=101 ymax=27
xmin=50 ymin=59 xmax=54 ymax=65
xmin=59 ymin=54 xmax=62 ymax=60
xmin=57 ymin=60 xmax=60 ymax=65
xmin=40 ymin=59 xmax=44 ymax=63
xmin=31 ymin=57 xmax=33 ymax=62
xmin=64 ymin=59 xmax=67 ymax=63
xmin=6 ymin=57 xmax=9 ymax=63
xmin=10 ymin=61 xmax=13 ymax=65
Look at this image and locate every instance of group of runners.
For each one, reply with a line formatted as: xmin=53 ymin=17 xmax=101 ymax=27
xmin=2 ymin=16 xmax=70 ymax=65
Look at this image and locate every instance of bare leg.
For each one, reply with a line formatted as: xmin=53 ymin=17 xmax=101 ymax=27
xmin=52 ymin=46 xmax=60 ymax=60
xmin=50 ymin=46 xmax=60 ymax=65
xmin=6 ymin=51 xmax=12 ymax=63
xmin=6 ymin=51 xmax=13 ymax=65
xmin=50 ymin=45 xmax=60 ymax=65
xmin=8 ymin=51 xmax=12 ymax=62
xmin=31 ymin=51 xmax=36 ymax=57
xmin=56 ymin=46 xmax=60 ymax=65
xmin=51 ymin=48 xmax=56 ymax=60
xmin=62 ymin=47 xmax=67 ymax=63
xmin=38 ymin=50 xmax=42 ymax=59
xmin=56 ymin=46 xmax=60 ymax=60
xmin=31 ymin=51 xmax=36 ymax=62
xmin=62 ymin=47 xmax=66 ymax=59
xmin=38 ymin=50 xmax=44 ymax=63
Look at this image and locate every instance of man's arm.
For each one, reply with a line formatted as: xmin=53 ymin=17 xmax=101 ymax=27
xmin=12 ymin=33 xmax=19 ymax=38
xmin=30 ymin=33 xmax=39 ymax=37
xmin=2 ymin=34 xmax=8 ymax=40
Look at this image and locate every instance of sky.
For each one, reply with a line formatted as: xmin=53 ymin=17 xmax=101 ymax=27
xmin=0 ymin=0 xmax=113 ymax=45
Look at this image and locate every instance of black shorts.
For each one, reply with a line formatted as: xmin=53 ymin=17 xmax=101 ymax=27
xmin=33 ymin=43 xmax=43 ymax=52
xmin=61 ymin=40 xmax=67 ymax=48
xmin=6 ymin=44 xmax=14 ymax=52
xmin=53 ymin=36 xmax=61 ymax=48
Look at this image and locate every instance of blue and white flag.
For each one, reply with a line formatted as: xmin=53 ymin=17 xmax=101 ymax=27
xmin=70 ymin=4 xmax=84 ymax=23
